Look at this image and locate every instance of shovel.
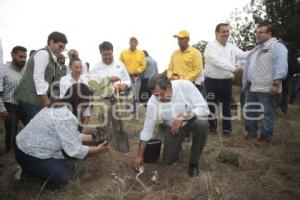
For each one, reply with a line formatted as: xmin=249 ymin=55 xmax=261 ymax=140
xmin=115 ymin=85 xmax=130 ymax=153
xmin=132 ymin=75 xmax=139 ymax=115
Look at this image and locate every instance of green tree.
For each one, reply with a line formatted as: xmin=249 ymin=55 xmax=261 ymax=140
xmin=262 ymin=0 xmax=300 ymax=54
xmin=229 ymin=0 xmax=300 ymax=54
xmin=192 ymin=40 xmax=208 ymax=64
xmin=228 ymin=1 xmax=266 ymax=49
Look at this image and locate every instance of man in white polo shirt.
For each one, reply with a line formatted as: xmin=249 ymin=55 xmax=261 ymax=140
xmin=133 ymin=74 xmax=209 ymax=177
xmin=90 ymin=41 xmax=131 ymax=93
xmin=90 ymin=41 xmax=131 ymax=138
xmin=204 ymin=23 xmax=247 ymax=137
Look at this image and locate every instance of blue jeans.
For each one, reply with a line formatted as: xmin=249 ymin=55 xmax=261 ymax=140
xmin=18 ymin=103 xmax=42 ymax=125
xmin=15 ymin=146 xmax=74 ymax=190
xmin=289 ymin=77 xmax=300 ymax=104
xmin=245 ymin=91 xmax=276 ymax=141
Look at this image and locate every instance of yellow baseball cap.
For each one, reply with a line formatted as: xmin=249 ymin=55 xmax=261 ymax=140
xmin=173 ymin=30 xmax=190 ymax=38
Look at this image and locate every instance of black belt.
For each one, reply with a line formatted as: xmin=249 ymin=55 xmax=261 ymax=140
xmin=205 ymin=77 xmax=232 ymax=82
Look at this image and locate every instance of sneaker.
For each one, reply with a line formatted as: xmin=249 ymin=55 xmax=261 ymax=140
xmin=188 ymin=163 xmax=199 ymax=177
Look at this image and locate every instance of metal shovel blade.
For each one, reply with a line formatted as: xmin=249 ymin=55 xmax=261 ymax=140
xmin=116 ymin=131 xmax=129 ymax=152
xmin=115 ymin=86 xmax=130 ymax=153
xmin=116 ymin=120 xmax=129 ymax=153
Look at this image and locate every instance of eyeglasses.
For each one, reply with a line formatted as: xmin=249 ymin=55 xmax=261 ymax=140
xmin=56 ymin=43 xmax=66 ymax=52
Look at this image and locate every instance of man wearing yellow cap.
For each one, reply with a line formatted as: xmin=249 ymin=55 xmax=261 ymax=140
xmin=167 ymin=30 xmax=202 ymax=82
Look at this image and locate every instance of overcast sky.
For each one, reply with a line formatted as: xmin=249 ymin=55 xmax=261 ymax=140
xmin=0 ymin=0 xmax=249 ymax=72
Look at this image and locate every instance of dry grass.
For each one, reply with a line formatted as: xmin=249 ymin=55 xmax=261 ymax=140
xmin=0 ymin=89 xmax=300 ymax=200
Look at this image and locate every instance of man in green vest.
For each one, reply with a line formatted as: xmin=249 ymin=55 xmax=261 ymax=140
xmin=14 ymin=31 xmax=68 ymax=124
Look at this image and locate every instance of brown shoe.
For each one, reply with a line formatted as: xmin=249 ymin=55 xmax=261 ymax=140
xmin=256 ymin=137 xmax=270 ymax=145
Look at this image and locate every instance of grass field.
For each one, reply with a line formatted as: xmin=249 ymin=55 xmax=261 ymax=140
xmin=0 ymin=89 xmax=299 ymax=200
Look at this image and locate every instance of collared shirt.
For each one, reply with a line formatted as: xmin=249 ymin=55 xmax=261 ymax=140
xmin=167 ymin=46 xmax=202 ymax=82
xmin=59 ymin=74 xmax=89 ymax=98
xmin=143 ymin=56 xmax=158 ymax=79
xmin=33 ymin=47 xmax=57 ymax=95
xmin=120 ymin=49 xmax=146 ymax=75
xmin=0 ymin=62 xmax=25 ymax=112
xmin=204 ymin=40 xmax=246 ymax=79
xmin=247 ymin=41 xmax=288 ymax=82
xmin=59 ymin=74 xmax=90 ymax=116
xmin=90 ymin=60 xmax=131 ymax=88
xmin=16 ymin=106 xmax=89 ymax=159
xmin=139 ymin=80 xmax=210 ymax=141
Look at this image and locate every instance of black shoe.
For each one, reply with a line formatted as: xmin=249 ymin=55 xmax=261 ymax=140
xmin=188 ymin=163 xmax=199 ymax=177
xmin=223 ymin=130 xmax=232 ymax=137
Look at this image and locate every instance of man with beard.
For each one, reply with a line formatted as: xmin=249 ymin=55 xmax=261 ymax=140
xmin=243 ymin=23 xmax=288 ymax=144
xmin=0 ymin=46 xmax=27 ymax=153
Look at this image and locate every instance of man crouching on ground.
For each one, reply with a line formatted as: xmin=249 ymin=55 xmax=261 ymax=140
xmin=133 ymin=74 xmax=209 ymax=177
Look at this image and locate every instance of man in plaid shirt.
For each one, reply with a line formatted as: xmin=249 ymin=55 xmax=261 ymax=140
xmin=0 ymin=46 xmax=27 ymax=153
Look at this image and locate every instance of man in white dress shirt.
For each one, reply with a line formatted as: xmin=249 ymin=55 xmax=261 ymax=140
xmin=90 ymin=41 xmax=131 ymax=93
xmin=90 ymin=41 xmax=131 ymax=138
xmin=133 ymin=74 xmax=209 ymax=177
xmin=14 ymin=31 xmax=68 ymax=124
xmin=204 ymin=23 xmax=245 ymax=136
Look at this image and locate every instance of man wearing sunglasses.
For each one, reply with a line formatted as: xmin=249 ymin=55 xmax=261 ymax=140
xmin=14 ymin=31 xmax=68 ymax=124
